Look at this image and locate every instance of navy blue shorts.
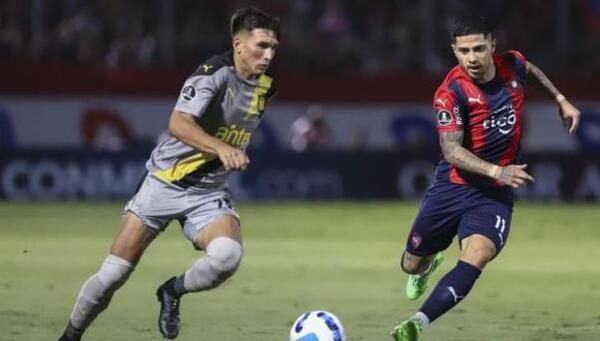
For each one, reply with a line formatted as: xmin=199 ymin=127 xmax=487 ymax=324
xmin=405 ymin=181 xmax=513 ymax=257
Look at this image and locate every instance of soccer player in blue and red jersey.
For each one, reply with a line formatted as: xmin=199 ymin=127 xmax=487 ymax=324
xmin=391 ymin=15 xmax=581 ymax=341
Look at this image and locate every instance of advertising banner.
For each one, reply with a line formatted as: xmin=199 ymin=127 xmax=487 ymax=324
xmin=1 ymin=150 xmax=598 ymax=202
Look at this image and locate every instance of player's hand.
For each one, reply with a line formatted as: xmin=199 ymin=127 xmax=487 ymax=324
xmin=215 ymin=144 xmax=250 ymax=171
xmin=496 ymin=164 xmax=534 ymax=188
xmin=558 ymin=99 xmax=581 ymax=135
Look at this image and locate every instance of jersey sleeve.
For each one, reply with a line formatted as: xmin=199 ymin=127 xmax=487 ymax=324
xmin=433 ymin=84 xmax=464 ymax=133
xmin=173 ymin=69 xmax=226 ymax=117
xmin=506 ymin=50 xmax=527 ymax=81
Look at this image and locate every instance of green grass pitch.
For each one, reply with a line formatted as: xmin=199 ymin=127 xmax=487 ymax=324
xmin=1 ymin=201 xmax=599 ymax=340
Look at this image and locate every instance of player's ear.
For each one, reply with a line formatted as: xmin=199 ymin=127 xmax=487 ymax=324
xmin=232 ymin=35 xmax=243 ymax=54
xmin=451 ymin=44 xmax=459 ymax=58
xmin=490 ymin=38 xmax=496 ymax=54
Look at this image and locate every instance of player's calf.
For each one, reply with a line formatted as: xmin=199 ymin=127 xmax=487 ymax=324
xmin=419 ymin=260 xmax=481 ymax=322
xmin=156 ymin=237 xmax=243 ymax=339
xmin=401 ymin=251 xmax=437 ymax=275
xmin=60 ymin=255 xmax=134 ymax=340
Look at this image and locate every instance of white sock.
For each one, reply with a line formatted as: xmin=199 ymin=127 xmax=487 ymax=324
xmin=183 ymin=237 xmax=243 ymax=292
xmin=413 ymin=312 xmax=430 ymax=327
xmin=69 ymin=255 xmax=134 ymax=330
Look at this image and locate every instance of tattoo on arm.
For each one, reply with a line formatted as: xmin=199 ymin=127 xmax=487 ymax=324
xmin=440 ymin=130 xmax=497 ymax=178
xmin=525 ymin=61 xmax=561 ymax=99
xmin=498 ymin=167 xmax=512 ymax=182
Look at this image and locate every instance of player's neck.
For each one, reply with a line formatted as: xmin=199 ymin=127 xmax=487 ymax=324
xmin=236 ymin=67 xmax=257 ymax=80
xmin=233 ymin=56 xmax=259 ymax=80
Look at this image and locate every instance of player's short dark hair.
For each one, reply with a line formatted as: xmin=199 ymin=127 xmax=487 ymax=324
xmin=230 ymin=7 xmax=280 ymax=39
xmin=450 ymin=14 xmax=492 ymax=42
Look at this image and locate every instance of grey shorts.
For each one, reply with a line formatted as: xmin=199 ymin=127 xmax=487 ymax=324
xmin=124 ymin=174 xmax=239 ymax=244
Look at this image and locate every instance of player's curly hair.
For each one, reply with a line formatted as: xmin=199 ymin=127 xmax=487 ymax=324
xmin=230 ymin=7 xmax=280 ymax=39
xmin=450 ymin=14 xmax=492 ymax=42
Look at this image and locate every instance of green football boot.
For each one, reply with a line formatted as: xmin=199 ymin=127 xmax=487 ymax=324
xmin=406 ymin=253 xmax=444 ymax=300
xmin=390 ymin=318 xmax=424 ymax=341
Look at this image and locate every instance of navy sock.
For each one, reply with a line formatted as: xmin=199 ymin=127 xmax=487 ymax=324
xmin=419 ymin=260 xmax=481 ymax=323
xmin=162 ymin=276 xmax=186 ymax=298
xmin=173 ymin=274 xmax=187 ymax=297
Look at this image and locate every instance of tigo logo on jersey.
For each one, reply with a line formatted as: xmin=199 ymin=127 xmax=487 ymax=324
xmin=437 ymin=110 xmax=453 ymax=126
xmin=483 ymin=104 xmax=517 ymax=135
xmin=181 ymin=85 xmax=196 ymax=101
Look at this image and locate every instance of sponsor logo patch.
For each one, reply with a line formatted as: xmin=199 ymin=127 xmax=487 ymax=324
xmin=437 ymin=110 xmax=453 ymax=126
xmin=483 ymin=104 xmax=517 ymax=135
xmin=181 ymin=85 xmax=196 ymax=101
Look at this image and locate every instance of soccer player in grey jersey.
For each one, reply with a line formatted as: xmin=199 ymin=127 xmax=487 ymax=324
xmin=59 ymin=7 xmax=280 ymax=340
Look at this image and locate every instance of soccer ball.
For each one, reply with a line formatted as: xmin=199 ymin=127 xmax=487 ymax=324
xmin=290 ymin=310 xmax=345 ymax=341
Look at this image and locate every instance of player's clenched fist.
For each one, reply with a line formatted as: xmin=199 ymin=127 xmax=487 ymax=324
xmin=216 ymin=144 xmax=250 ymax=171
xmin=494 ymin=164 xmax=534 ymax=188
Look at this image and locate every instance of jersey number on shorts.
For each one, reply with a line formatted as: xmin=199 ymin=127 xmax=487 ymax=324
xmin=216 ymin=198 xmax=233 ymax=210
xmin=494 ymin=215 xmax=506 ymax=246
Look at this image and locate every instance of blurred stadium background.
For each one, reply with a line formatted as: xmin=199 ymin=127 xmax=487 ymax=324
xmin=1 ymin=1 xmax=599 ymax=340
xmin=0 ymin=0 xmax=599 ymax=201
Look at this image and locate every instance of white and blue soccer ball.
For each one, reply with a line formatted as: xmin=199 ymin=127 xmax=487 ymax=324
xmin=290 ymin=310 xmax=345 ymax=341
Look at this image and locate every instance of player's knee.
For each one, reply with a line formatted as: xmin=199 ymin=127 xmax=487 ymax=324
xmin=400 ymin=253 xmax=424 ymax=274
xmin=207 ymin=237 xmax=243 ymax=282
xmin=96 ymin=254 xmax=135 ymax=289
xmin=183 ymin=237 xmax=243 ymax=291
xmin=461 ymin=247 xmax=494 ymax=269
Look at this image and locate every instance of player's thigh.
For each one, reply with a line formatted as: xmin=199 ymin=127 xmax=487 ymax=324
xmin=110 ymin=211 xmax=158 ymax=264
xmin=195 ymin=215 xmax=242 ymax=250
xmin=125 ymin=173 xmax=187 ymax=233
xmin=405 ymin=194 xmax=462 ymax=257
xmin=182 ymin=192 xmax=242 ymax=250
xmin=458 ymin=200 xmax=512 ymax=259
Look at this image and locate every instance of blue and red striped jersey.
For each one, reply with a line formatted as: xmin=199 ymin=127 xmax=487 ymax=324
xmin=433 ymin=50 xmax=527 ymax=188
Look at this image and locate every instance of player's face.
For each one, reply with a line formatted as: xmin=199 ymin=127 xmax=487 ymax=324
xmin=233 ymin=28 xmax=279 ymax=79
xmin=452 ymin=34 xmax=496 ymax=83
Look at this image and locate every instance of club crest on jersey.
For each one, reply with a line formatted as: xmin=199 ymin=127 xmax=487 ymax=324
xmin=437 ymin=110 xmax=453 ymax=126
xmin=411 ymin=233 xmax=422 ymax=249
xmin=181 ymin=85 xmax=196 ymax=101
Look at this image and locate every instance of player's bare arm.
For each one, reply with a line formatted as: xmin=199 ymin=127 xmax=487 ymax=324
xmin=169 ymin=110 xmax=249 ymax=171
xmin=440 ymin=130 xmax=534 ymax=188
xmin=525 ymin=61 xmax=581 ymax=135
xmin=440 ymin=130 xmax=497 ymax=176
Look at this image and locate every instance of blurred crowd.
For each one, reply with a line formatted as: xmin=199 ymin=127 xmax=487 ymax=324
xmin=1 ymin=0 xmax=599 ymax=75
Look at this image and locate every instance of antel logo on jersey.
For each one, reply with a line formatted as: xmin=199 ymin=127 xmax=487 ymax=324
xmin=483 ymin=104 xmax=517 ymax=135
xmin=181 ymin=85 xmax=196 ymax=101
xmin=437 ymin=110 xmax=453 ymax=126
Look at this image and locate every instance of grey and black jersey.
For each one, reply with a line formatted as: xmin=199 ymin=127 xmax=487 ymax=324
xmin=146 ymin=51 xmax=277 ymax=191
